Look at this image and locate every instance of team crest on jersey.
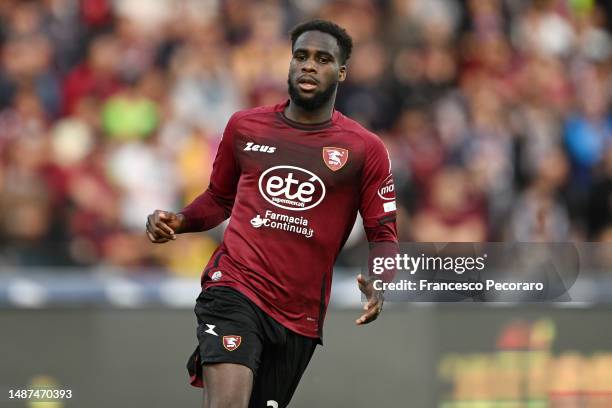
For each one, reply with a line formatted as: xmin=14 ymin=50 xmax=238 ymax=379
xmin=322 ymin=147 xmax=348 ymax=171
xmin=223 ymin=335 xmax=242 ymax=351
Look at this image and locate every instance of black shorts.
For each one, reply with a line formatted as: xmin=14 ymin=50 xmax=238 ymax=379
xmin=186 ymin=286 xmax=318 ymax=408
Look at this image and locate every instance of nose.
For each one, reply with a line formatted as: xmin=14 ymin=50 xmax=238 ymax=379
xmin=301 ymin=58 xmax=317 ymax=73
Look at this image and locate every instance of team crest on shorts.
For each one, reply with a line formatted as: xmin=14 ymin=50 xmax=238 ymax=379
xmin=223 ymin=335 xmax=242 ymax=351
xmin=322 ymin=147 xmax=348 ymax=171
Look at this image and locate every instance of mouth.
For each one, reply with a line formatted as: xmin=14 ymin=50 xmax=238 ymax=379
xmin=297 ymin=76 xmax=318 ymax=92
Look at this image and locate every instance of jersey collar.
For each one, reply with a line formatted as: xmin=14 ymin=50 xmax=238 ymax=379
xmin=276 ymin=100 xmax=338 ymax=131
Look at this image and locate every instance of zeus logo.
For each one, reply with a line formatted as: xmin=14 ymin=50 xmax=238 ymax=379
xmin=258 ymin=166 xmax=326 ymax=211
xmin=244 ymin=142 xmax=276 ymax=153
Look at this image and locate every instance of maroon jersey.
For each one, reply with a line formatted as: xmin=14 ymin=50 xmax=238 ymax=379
xmin=180 ymin=101 xmax=397 ymax=339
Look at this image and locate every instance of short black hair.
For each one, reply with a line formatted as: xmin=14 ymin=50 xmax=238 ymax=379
xmin=289 ymin=19 xmax=353 ymax=65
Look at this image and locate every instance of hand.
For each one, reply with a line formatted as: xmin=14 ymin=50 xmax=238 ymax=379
xmin=146 ymin=210 xmax=184 ymax=243
xmin=355 ymin=274 xmax=384 ymax=325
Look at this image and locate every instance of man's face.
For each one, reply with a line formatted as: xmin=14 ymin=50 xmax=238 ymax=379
xmin=288 ymin=31 xmax=347 ymax=111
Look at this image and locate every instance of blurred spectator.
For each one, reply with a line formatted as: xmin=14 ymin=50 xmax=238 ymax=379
xmin=564 ymin=63 xmax=612 ymax=186
xmin=412 ymin=167 xmax=487 ymax=242
xmin=588 ymin=147 xmax=612 ymax=239
xmin=512 ymin=0 xmax=576 ymax=58
xmin=390 ymin=107 xmax=445 ymax=208
xmin=509 ymin=147 xmax=571 ymax=241
xmin=62 ymin=34 xmax=122 ymax=115
xmin=0 ymin=34 xmax=61 ymax=118
xmin=336 ymin=40 xmax=395 ymax=130
xmin=102 ymin=80 xmax=158 ymax=141
xmin=168 ymin=28 xmax=242 ymax=134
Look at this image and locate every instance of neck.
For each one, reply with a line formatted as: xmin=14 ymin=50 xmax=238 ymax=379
xmin=283 ymin=96 xmax=336 ymax=124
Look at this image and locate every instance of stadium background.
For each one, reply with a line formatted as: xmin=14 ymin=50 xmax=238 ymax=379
xmin=1 ymin=0 xmax=612 ymax=406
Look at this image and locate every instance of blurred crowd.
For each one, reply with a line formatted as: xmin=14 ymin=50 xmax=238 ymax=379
xmin=0 ymin=0 xmax=611 ymax=274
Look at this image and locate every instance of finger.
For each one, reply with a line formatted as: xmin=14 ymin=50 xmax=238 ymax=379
xmin=153 ymin=211 xmax=177 ymax=238
xmin=146 ymin=230 xmax=164 ymax=243
xmin=363 ymin=297 xmax=377 ymax=311
xmin=157 ymin=211 xmax=174 ymax=221
xmin=146 ymin=231 xmax=169 ymax=243
xmin=155 ymin=220 xmax=175 ymax=237
xmin=150 ymin=212 xmax=175 ymax=235
xmin=355 ymin=303 xmax=382 ymax=325
xmin=147 ymin=217 xmax=166 ymax=237
xmin=355 ymin=311 xmax=376 ymax=325
xmin=357 ymin=298 xmax=383 ymax=323
xmin=147 ymin=220 xmax=174 ymax=240
xmin=357 ymin=274 xmax=369 ymax=294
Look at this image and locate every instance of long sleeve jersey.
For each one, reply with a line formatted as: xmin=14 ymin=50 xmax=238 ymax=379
xmin=180 ymin=100 xmax=397 ymax=339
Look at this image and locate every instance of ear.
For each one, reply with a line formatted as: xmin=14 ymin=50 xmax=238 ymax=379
xmin=338 ymin=65 xmax=347 ymax=82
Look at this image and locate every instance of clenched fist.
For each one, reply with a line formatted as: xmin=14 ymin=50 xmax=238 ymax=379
xmin=146 ymin=210 xmax=185 ymax=243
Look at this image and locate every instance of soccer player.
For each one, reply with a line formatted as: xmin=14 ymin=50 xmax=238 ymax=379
xmin=146 ymin=19 xmax=397 ymax=408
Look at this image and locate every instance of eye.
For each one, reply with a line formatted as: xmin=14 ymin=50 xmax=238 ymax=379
xmin=294 ymin=53 xmax=306 ymax=61
xmin=318 ymin=56 xmax=329 ymax=64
